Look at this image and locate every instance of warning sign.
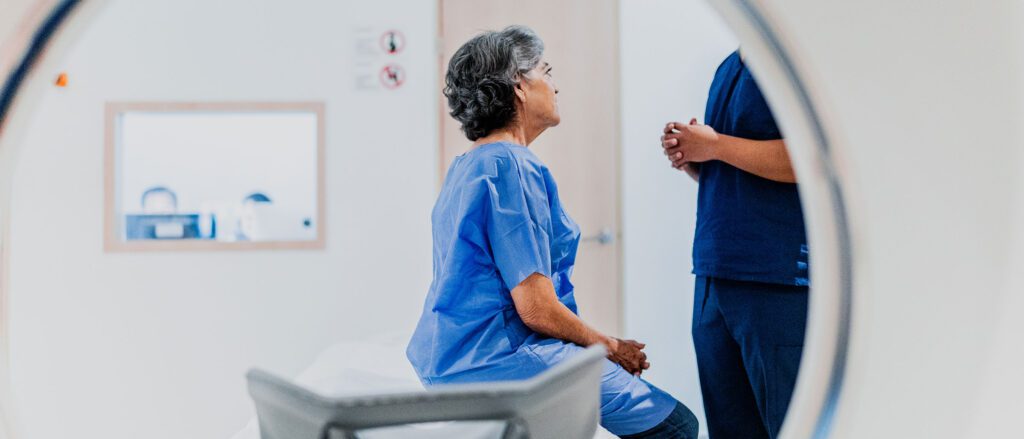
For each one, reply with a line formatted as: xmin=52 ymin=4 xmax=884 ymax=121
xmin=352 ymin=27 xmax=409 ymax=91
xmin=380 ymin=64 xmax=406 ymax=89
xmin=380 ymin=30 xmax=406 ymax=55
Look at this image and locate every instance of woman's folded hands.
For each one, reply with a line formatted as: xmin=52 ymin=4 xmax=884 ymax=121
xmin=604 ymin=337 xmax=651 ymax=376
xmin=510 ymin=273 xmax=652 ymax=376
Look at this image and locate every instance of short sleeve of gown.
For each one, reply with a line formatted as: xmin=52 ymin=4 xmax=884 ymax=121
xmin=484 ymin=154 xmax=552 ymax=291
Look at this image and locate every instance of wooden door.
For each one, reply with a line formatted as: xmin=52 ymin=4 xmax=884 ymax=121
xmin=439 ymin=0 xmax=622 ymax=336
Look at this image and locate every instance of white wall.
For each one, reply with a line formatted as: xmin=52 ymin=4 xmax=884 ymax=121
xmin=619 ymin=0 xmax=737 ymax=435
xmin=5 ymin=1 xmax=437 ymax=438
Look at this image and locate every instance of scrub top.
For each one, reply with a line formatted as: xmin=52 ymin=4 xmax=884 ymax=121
xmin=407 ymin=142 xmax=677 ymax=436
xmin=693 ymin=50 xmax=809 ymax=286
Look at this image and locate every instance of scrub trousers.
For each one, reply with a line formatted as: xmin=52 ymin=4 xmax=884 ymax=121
xmin=692 ymin=276 xmax=808 ymax=439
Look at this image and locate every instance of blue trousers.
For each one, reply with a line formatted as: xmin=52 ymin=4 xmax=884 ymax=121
xmin=692 ymin=276 xmax=808 ymax=439
xmin=619 ymin=402 xmax=699 ymax=439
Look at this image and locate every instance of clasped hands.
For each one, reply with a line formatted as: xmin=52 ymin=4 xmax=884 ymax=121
xmin=604 ymin=336 xmax=651 ymax=376
xmin=661 ymin=118 xmax=719 ymax=178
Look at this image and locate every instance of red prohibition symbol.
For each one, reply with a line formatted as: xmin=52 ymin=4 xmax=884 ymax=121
xmin=380 ymin=30 xmax=406 ymax=55
xmin=380 ymin=64 xmax=406 ymax=89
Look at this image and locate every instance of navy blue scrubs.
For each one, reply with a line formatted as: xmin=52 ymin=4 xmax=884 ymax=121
xmin=691 ymin=51 xmax=809 ymax=439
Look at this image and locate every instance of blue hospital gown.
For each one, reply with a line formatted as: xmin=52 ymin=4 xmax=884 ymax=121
xmin=406 ymin=142 xmax=677 ymax=436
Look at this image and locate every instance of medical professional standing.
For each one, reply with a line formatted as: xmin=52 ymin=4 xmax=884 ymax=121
xmin=660 ymin=49 xmax=808 ymax=439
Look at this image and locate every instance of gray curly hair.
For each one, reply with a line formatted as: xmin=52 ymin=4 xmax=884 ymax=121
xmin=443 ymin=25 xmax=545 ymax=141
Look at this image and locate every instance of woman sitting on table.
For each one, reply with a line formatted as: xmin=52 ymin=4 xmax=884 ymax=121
xmin=406 ymin=26 xmax=697 ymax=439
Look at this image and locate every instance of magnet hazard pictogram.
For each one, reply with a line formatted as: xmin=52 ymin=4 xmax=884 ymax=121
xmin=380 ymin=30 xmax=406 ymax=55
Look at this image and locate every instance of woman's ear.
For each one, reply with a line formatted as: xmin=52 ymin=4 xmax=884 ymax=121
xmin=513 ymin=81 xmax=527 ymax=103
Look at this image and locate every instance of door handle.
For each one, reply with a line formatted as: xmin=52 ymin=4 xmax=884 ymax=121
xmin=581 ymin=227 xmax=615 ymax=245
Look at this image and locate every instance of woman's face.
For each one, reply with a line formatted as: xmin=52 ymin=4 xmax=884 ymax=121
xmin=519 ymin=60 xmax=560 ymax=128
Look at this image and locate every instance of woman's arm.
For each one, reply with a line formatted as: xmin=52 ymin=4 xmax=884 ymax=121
xmin=511 ymin=273 xmax=650 ymax=375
